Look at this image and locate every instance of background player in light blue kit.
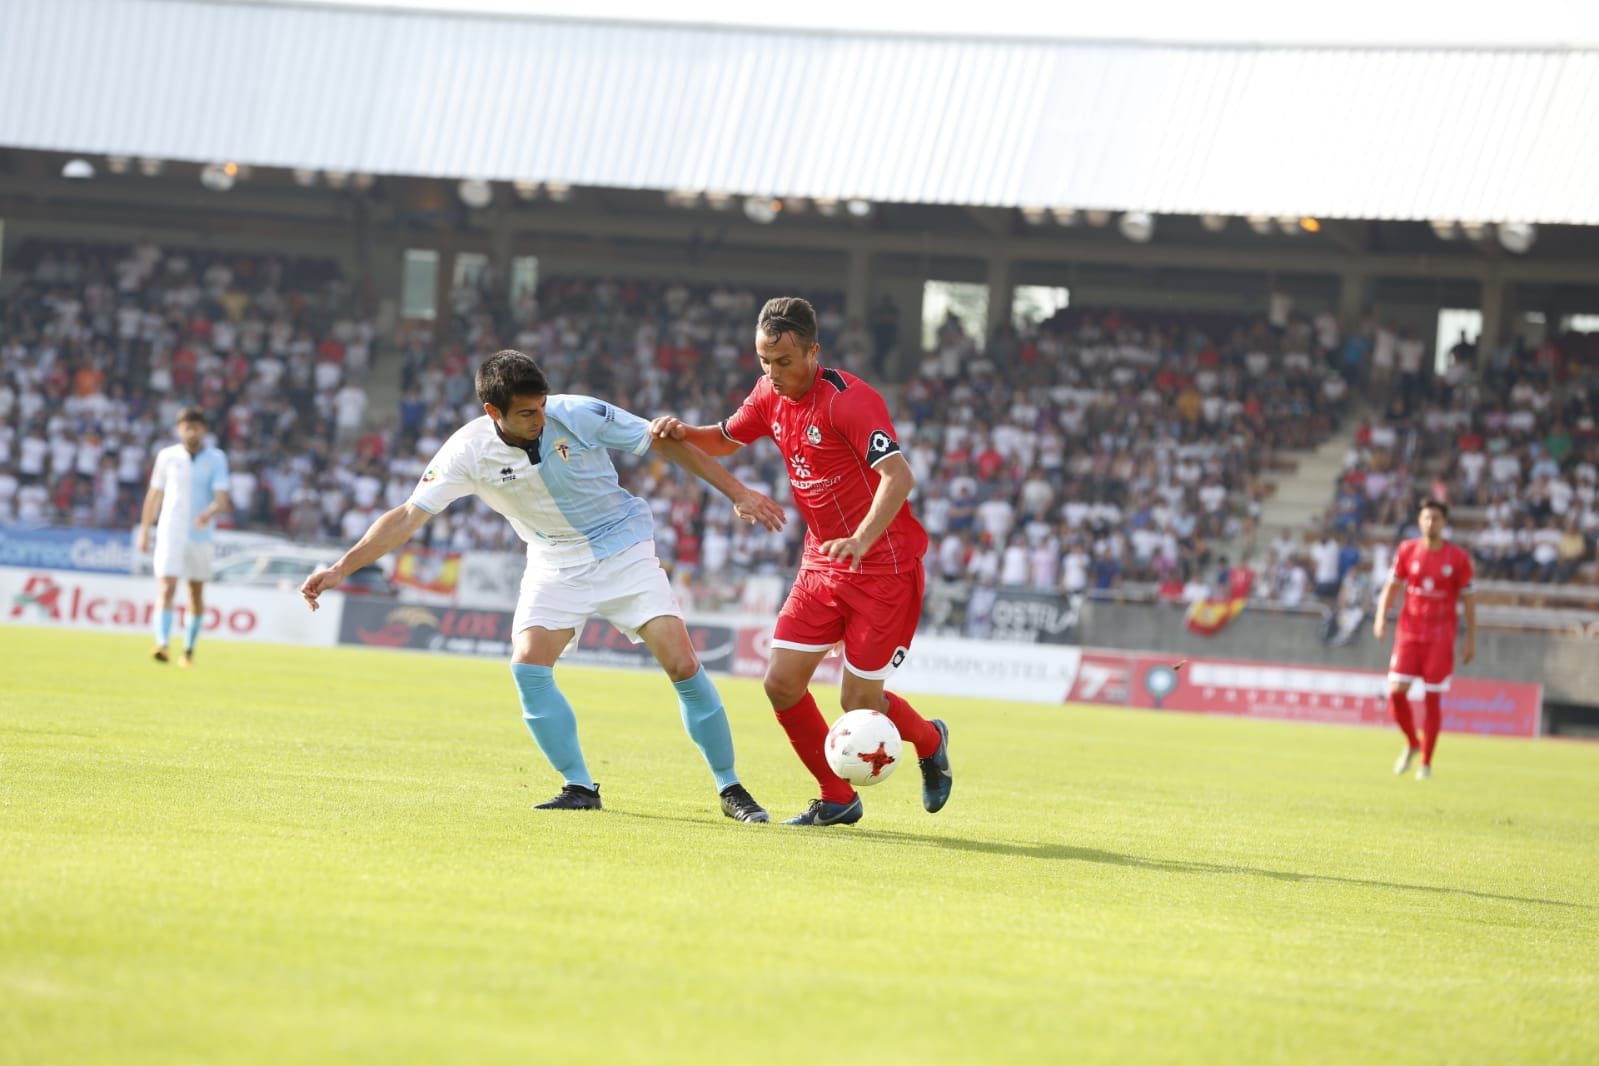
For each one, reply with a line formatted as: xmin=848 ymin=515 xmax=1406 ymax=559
xmin=299 ymin=350 xmax=786 ymax=821
xmin=137 ymin=406 xmax=231 ymax=666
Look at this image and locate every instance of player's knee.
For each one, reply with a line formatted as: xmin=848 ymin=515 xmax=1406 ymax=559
xmin=763 ymin=674 xmax=804 ymax=709
xmin=660 ymin=653 xmax=700 ymax=683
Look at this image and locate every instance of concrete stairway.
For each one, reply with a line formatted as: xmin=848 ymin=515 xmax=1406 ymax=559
xmin=1250 ymin=408 xmax=1366 ymax=560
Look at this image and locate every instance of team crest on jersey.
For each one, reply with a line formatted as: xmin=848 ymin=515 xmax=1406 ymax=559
xmin=1410 ymin=562 xmax=1420 ymax=574
xmin=806 ymin=425 xmax=822 ymax=445
xmin=553 ymin=438 xmax=572 ymax=461
xmin=421 ymin=468 xmax=438 ymax=483
xmin=1442 ymin=565 xmax=1453 ymax=576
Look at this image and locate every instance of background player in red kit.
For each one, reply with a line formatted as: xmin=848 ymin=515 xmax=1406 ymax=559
xmin=1373 ymin=498 xmax=1477 ymax=779
xmin=650 ymin=297 xmax=951 ymax=826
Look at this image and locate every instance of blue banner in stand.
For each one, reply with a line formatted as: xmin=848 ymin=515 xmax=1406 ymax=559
xmin=0 ymin=525 xmax=138 ymax=574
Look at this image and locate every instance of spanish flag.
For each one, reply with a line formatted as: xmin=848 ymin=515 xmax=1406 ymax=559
xmin=1185 ymin=567 xmax=1255 ymax=637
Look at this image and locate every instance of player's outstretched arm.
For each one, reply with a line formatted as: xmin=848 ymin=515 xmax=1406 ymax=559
xmin=1372 ymin=578 xmax=1399 ymax=640
xmin=820 ymin=453 xmax=915 ymax=570
xmin=649 ymin=434 xmax=786 ymax=531
xmin=648 ymin=416 xmax=740 ymax=457
xmin=136 ymin=487 xmax=163 ymax=555
xmin=300 ymin=502 xmax=431 ymax=611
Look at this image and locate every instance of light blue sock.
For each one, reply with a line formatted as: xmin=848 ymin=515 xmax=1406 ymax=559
xmin=156 ymin=609 xmax=175 ymax=648
xmin=510 ymin=663 xmax=594 ymax=789
xmin=674 ymin=666 xmax=738 ymax=791
xmin=184 ymin=615 xmax=202 ymax=653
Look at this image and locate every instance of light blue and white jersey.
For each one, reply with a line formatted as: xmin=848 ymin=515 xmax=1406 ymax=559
xmin=149 ymin=442 xmax=230 ymax=544
xmin=409 ymin=396 xmax=655 ymax=568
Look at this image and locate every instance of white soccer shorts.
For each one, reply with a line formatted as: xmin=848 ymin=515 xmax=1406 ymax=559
xmin=152 ymin=538 xmax=215 ymax=581
xmin=513 ymin=539 xmax=681 ymax=642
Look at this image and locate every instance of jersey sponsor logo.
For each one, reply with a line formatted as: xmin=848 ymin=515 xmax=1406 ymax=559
xmin=866 ymin=429 xmax=899 ymax=464
xmin=499 ymin=466 xmax=517 ymax=483
xmin=806 ymin=425 xmax=822 ymax=445
xmin=789 ymin=451 xmax=813 ymax=480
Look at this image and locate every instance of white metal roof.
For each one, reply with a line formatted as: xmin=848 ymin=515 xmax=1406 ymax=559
xmin=3 ymin=0 xmax=1598 ymax=224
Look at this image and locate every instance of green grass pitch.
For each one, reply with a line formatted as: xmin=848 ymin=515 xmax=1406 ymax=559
xmin=2 ymin=626 xmax=1597 ymax=1065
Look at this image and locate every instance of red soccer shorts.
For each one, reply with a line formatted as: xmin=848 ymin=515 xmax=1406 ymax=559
xmin=772 ymin=565 xmax=925 ymax=679
xmin=1388 ymin=638 xmax=1455 ymax=691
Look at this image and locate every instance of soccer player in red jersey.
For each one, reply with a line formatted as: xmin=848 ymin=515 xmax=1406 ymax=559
xmin=650 ymin=297 xmax=951 ymax=826
xmin=1372 ymin=498 xmax=1477 ymax=779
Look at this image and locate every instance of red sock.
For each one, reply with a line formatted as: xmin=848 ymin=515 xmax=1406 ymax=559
xmin=774 ymin=692 xmax=854 ymax=804
xmin=1421 ymin=691 xmax=1443 ymax=765
xmin=881 ymin=691 xmax=941 ymax=757
xmin=1389 ymin=689 xmax=1420 ymax=749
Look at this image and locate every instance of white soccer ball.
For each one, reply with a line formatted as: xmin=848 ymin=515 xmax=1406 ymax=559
xmin=824 ymin=709 xmax=904 ymax=787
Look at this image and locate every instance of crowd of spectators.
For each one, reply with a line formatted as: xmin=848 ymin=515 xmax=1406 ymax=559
xmin=4 ymin=241 xmax=1361 ymax=617
xmin=1256 ymin=323 xmax=1599 ymax=618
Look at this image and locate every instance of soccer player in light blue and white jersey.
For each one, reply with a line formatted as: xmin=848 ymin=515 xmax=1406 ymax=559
xmin=300 ymin=350 xmax=786 ymax=821
xmin=137 ymin=406 xmax=231 ymax=666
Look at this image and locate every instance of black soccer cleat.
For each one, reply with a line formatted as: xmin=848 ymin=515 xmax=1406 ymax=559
xmin=918 ymin=719 xmax=952 ymax=813
xmin=150 ymin=646 xmax=169 ymax=664
xmin=718 ymin=783 xmax=770 ymax=823
xmin=782 ymin=794 xmax=864 ymax=827
xmin=534 ymin=783 xmax=602 ymax=810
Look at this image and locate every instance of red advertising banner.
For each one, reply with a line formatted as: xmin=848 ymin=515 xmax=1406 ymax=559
xmin=1116 ymin=653 xmax=1542 ymax=738
xmin=731 ymin=624 xmax=843 ymax=685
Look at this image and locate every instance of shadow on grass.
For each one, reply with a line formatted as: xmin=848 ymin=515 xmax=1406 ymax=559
xmin=604 ymin=810 xmax=1585 ymax=910
xmin=851 ymin=827 xmax=1590 ymax=910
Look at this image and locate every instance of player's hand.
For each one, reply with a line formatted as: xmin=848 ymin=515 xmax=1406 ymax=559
xmin=299 ymin=566 xmax=344 ymax=612
xmin=732 ymin=489 xmax=786 ymax=532
xmin=820 ymin=536 xmax=870 ymax=571
xmin=194 ymin=510 xmax=211 ymax=530
xmin=649 ymin=416 xmax=688 ymax=441
xmin=136 ymin=529 xmax=149 ymax=554
xmin=1372 ymin=616 xmax=1386 ymax=641
xmin=1461 ymin=636 xmax=1475 ymax=665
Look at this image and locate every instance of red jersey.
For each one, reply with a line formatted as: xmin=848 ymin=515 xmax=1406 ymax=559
xmin=1391 ymin=537 xmax=1474 ymax=644
xmin=722 ymin=367 xmax=927 ymax=575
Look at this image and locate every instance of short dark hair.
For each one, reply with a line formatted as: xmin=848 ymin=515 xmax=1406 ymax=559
xmin=177 ymin=406 xmax=207 ymax=427
xmin=1419 ymin=497 xmax=1450 ymax=518
xmin=476 ymin=350 xmax=549 ymax=414
xmin=757 ymin=297 xmax=819 ymax=351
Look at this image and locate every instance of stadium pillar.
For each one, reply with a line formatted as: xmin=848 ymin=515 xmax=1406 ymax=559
xmin=846 ymin=246 xmax=871 ymax=325
xmin=1480 ymin=275 xmax=1506 ymax=370
xmin=1338 ymin=268 xmax=1367 ymax=326
xmin=986 ymin=253 xmax=1013 ymax=345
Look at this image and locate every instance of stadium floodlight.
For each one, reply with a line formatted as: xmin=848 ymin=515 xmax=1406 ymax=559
xmin=1020 ymin=206 xmax=1049 ymax=226
xmin=1118 ymin=211 xmax=1155 ymax=243
xmin=1246 ymin=214 xmax=1274 ymax=235
xmin=1299 ymin=217 xmax=1322 ymax=233
xmin=457 ymin=179 xmax=493 ymax=209
xmin=543 ymin=182 xmax=573 ymax=202
xmin=1083 ymin=209 xmax=1112 ymax=227
xmin=291 ymin=168 xmax=317 ymax=187
xmin=105 ymin=155 xmax=131 ymax=175
xmin=743 ymin=196 xmax=781 ymax=224
xmin=845 ymin=198 xmax=873 ymax=219
xmin=61 ymin=158 xmax=95 ymax=180
xmin=1429 ymin=220 xmax=1461 ymax=240
xmin=1199 ymin=213 xmax=1228 ymax=233
xmin=1497 ymin=222 xmax=1537 ymax=255
xmin=1459 ymin=220 xmax=1488 ymax=241
xmin=199 ymin=162 xmax=237 ymax=191
xmin=812 ymin=197 xmax=840 ymax=217
xmin=1050 ymin=207 xmax=1080 ymax=226
xmin=137 ymin=157 xmax=163 ymax=177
